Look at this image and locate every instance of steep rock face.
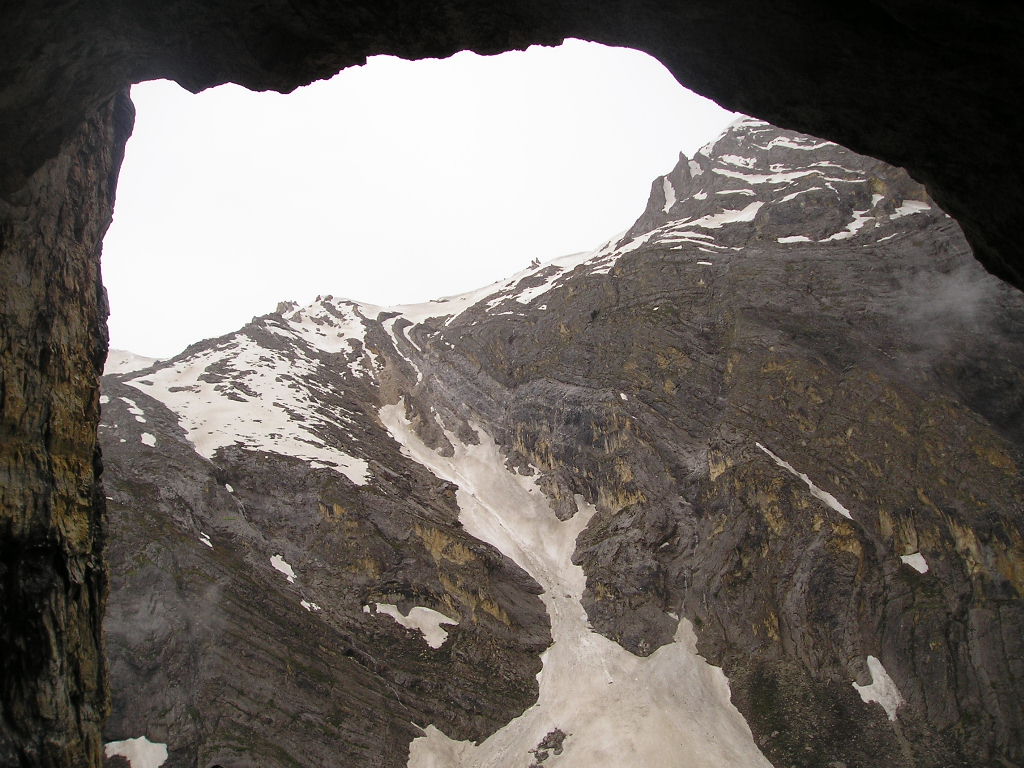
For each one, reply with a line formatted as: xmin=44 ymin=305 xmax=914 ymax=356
xmin=100 ymin=307 xmax=550 ymax=767
xmin=100 ymin=121 xmax=1023 ymax=768
xmin=0 ymin=91 xmax=133 ymax=768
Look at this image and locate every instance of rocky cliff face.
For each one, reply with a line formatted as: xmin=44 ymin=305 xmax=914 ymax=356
xmin=100 ymin=120 xmax=1023 ymax=768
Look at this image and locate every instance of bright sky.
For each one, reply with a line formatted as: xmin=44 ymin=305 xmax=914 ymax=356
xmin=102 ymin=39 xmax=736 ymax=358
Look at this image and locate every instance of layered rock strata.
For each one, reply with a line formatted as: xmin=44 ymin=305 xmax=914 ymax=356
xmin=100 ymin=120 xmax=1024 ymax=767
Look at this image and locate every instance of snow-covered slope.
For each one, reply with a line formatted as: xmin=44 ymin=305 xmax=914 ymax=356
xmin=381 ymin=403 xmax=772 ymax=768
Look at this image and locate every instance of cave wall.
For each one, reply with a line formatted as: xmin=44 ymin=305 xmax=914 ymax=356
xmin=0 ymin=91 xmax=133 ymax=766
xmin=0 ymin=1 xmax=1021 ymax=765
xmin=2 ymin=1 xmax=1022 ymax=286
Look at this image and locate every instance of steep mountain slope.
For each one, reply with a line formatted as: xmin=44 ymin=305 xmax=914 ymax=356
xmin=100 ymin=118 xmax=1024 ymax=768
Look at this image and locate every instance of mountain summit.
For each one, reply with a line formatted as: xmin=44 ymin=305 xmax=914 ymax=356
xmin=99 ymin=120 xmax=1024 ymax=768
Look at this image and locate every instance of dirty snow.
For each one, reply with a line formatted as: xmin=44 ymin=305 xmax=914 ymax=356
xmin=778 ymin=186 xmax=823 ymax=203
xmin=713 ymin=167 xmax=819 ymax=185
xmin=852 ymin=655 xmax=903 ymax=720
xmin=270 ymin=554 xmax=296 ymax=583
xmin=120 ymin=396 xmax=147 ymax=423
xmin=127 ymin=334 xmax=370 ymax=485
xmin=380 ymin=402 xmax=771 ymax=768
xmin=364 ymin=603 xmax=459 ymax=649
xmin=104 ymin=736 xmax=168 ymax=768
xmin=891 ymin=200 xmax=931 ymax=218
xmin=662 ymin=177 xmax=676 ymax=212
xmin=104 ymin=350 xmax=160 ymax=376
xmin=756 ymin=135 xmax=832 ymax=151
xmin=681 ymin=201 xmax=763 ymax=230
xmin=719 ymin=154 xmax=758 ymax=169
xmin=756 ymin=443 xmax=853 ymax=519
xmin=900 ymin=552 xmax=929 ymax=573
xmin=821 ymin=209 xmax=873 ymax=241
xmin=277 ymin=297 xmax=369 ymax=357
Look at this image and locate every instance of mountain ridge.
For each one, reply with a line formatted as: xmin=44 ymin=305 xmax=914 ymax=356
xmin=100 ymin=118 xmax=1024 ymax=768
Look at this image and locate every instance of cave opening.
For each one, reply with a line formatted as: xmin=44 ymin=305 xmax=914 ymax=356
xmin=100 ymin=39 xmax=736 ymax=360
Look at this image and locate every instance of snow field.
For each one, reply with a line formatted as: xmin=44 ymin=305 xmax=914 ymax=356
xmin=128 ymin=334 xmax=369 ymax=485
xmin=380 ymin=402 xmax=771 ymax=768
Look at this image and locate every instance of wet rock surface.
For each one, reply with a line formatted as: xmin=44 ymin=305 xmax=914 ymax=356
xmin=98 ymin=121 xmax=1023 ymax=767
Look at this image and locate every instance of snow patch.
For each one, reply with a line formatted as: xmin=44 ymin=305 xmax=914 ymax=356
xmin=756 ymin=443 xmax=853 ymax=519
xmin=104 ymin=350 xmax=160 ymax=376
xmin=301 ymin=600 xmax=322 ymax=612
xmin=225 ymin=483 xmax=234 ymax=493
xmin=697 ymin=261 xmax=714 ymax=266
xmin=757 ymin=135 xmax=832 ymax=151
xmin=270 ymin=554 xmax=296 ymax=583
xmin=100 ymin=395 xmax=110 ymax=405
xmin=198 ymin=532 xmax=212 ymax=548
xmin=719 ymin=154 xmax=757 ymax=169
xmin=127 ymin=335 xmax=370 ymax=485
xmin=891 ymin=200 xmax=931 ymax=218
xmin=279 ymin=297 xmax=371 ymax=361
xmin=661 ymin=177 xmax=676 ymax=212
xmin=365 ymin=603 xmax=458 ymax=649
xmin=120 ymin=396 xmax=147 ymax=423
xmin=778 ymin=186 xmax=824 ymax=203
xmin=821 ymin=209 xmax=873 ymax=241
xmin=900 ymin=552 xmax=929 ymax=573
xmin=688 ymin=160 xmax=703 ymax=177
xmin=853 ymin=656 xmax=903 ymax=720
xmin=104 ymin=736 xmax=168 ymax=768
xmin=140 ymin=433 xmax=156 ymax=447
xmin=713 ymin=167 xmax=819 ymax=185
xmin=777 ymin=235 xmax=812 ymax=243
xmin=682 ymin=201 xmax=763 ymax=230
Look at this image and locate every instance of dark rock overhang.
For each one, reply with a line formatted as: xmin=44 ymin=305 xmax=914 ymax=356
xmin=2 ymin=0 xmax=1022 ymax=288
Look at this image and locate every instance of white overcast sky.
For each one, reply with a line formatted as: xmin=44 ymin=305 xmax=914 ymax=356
xmin=102 ymin=39 xmax=736 ymax=358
